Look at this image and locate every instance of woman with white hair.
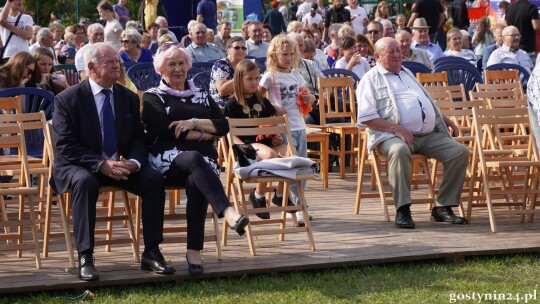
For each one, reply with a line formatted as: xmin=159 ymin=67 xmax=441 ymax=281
xmin=119 ymin=28 xmax=154 ymax=63
xmin=141 ymin=43 xmax=249 ymax=274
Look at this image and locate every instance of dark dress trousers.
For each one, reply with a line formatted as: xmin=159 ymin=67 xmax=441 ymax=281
xmin=52 ymin=80 xmax=165 ymax=253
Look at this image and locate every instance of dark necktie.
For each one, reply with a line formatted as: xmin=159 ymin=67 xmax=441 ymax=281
xmin=101 ymin=89 xmax=117 ymax=158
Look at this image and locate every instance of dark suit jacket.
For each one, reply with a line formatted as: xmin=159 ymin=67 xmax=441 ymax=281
xmin=52 ymin=79 xmax=147 ymax=194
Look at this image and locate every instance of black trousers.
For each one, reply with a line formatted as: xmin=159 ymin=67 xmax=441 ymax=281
xmin=165 ymin=151 xmax=230 ymax=251
xmin=70 ymin=166 xmax=165 ymax=254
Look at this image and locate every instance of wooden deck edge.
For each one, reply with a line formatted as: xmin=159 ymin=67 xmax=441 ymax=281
xmin=2 ymin=245 xmax=539 ymax=295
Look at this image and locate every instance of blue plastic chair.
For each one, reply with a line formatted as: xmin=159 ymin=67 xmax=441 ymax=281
xmin=434 ymin=62 xmax=483 ymax=94
xmin=191 ymin=62 xmax=214 ymax=72
xmin=433 ymin=56 xmax=471 ymax=67
xmin=192 ymin=71 xmax=211 ymax=93
xmin=402 ymin=61 xmax=431 ymax=75
xmin=188 ymin=67 xmax=205 ymax=79
xmin=127 ymin=62 xmax=161 ymax=91
xmin=0 ymin=87 xmax=55 ymax=157
xmin=485 ymin=63 xmax=531 ymax=86
xmin=123 ymin=61 xmax=138 ymax=70
xmin=321 ymin=68 xmax=361 ymax=83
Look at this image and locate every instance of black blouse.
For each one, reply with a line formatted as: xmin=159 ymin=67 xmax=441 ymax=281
xmin=224 ymin=95 xmax=276 ymax=144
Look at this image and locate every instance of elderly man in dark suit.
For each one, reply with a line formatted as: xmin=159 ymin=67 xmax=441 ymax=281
xmin=52 ymin=42 xmax=174 ymax=281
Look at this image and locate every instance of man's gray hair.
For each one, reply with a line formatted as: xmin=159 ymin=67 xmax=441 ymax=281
xmin=502 ymin=25 xmax=519 ymax=36
xmin=36 ymin=28 xmax=52 ymax=40
xmin=84 ymin=42 xmax=115 ymax=74
xmin=87 ymin=23 xmax=104 ymax=34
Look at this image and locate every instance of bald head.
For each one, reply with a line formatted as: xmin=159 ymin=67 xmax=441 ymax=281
xmin=374 ymin=37 xmax=402 ymax=73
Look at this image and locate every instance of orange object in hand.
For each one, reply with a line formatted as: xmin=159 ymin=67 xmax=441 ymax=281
xmin=297 ymin=87 xmax=312 ymax=115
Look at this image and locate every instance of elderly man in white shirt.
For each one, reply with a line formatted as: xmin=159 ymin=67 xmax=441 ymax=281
xmin=487 ymin=26 xmax=533 ymax=74
xmin=29 ymin=28 xmax=57 ymax=64
xmin=356 ymin=37 xmax=469 ymax=229
xmin=75 ymin=23 xmax=104 ymax=80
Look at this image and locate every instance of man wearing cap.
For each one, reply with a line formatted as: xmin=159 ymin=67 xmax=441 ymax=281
xmin=486 ymin=25 xmax=533 ymax=74
xmin=407 ymin=0 xmax=445 ymax=43
xmin=411 ymin=18 xmax=444 ymax=62
xmin=356 ymin=37 xmax=469 ymax=229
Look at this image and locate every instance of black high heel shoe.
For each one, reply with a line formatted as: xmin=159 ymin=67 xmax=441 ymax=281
xmin=186 ymin=254 xmax=203 ymax=275
xmin=230 ymin=215 xmax=249 ymax=236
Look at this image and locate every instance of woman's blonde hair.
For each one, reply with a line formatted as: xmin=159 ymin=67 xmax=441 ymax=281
xmin=266 ymin=34 xmax=301 ymax=73
xmin=0 ymin=52 xmax=36 ymax=88
xmin=233 ymin=59 xmax=263 ymax=108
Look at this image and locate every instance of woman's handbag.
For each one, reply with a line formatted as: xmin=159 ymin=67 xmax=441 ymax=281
xmin=232 ymin=144 xmax=258 ymax=167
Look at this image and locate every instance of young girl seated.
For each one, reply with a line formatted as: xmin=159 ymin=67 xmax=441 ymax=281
xmin=259 ymin=34 xmax=315 ymax=226
xmin=334 ymin=36 xmax=370 ymax=80
xmin=443 ymin=28 xmax=478 ymax=65
xmin=224 ymin=59 xmax=290 ymax=220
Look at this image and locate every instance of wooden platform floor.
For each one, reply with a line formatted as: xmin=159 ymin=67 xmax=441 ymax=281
xmin=1 ymin=169 xmax=540 ymax=294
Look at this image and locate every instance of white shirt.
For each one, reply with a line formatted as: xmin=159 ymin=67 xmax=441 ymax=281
xmin=334 ymin=56 xmax=370 ymax=80
xmin=345 ymin=6 xmax=368 ymax=35
xmin=486 ymin=45 xmax=534 ymax=74
xmin=296 ymin=2 xmax=312 ymax=21
xmin=75 ymin=43 xmax=91 ymax=72
xmin=0 ymin=13 xmax=33 ymax=58
xmin=246 ymin=39 xmax=270 ymax=58
xmin=104 ymin=19 xmax=123 ymax=51
xmin=357 ymin=65 xmax=435 ymax=134
xmin=443 ymin=49 xmax=478 ymax=66
xmin=303 ymin=13 xmax=323 ymax=26
xmin=260 ymin=70 xmax=307 ymax=131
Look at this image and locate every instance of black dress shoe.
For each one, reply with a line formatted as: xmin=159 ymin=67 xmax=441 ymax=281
xmin=431 ymin=206 xmax=468 ymax=224
xmin=141 ymin=249 xmax=176 ymax=274
xmin=395 ymin=209 xmax=416 ymax=229
xmin=230 ymin=215 xmax=249 ymax=236
xmin=79 ymin=253 xmax=99 ymax=281
xmin=186 ymin=254 xmax=204 ymax=275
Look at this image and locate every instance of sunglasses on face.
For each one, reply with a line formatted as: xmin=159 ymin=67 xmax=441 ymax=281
xmin=159 ymin=41 xmax=182 ymax=53
xmin=367 ymin=30 xmax=379 ymax=34
xmin=230 ymin=46 xmax=247 ymax=51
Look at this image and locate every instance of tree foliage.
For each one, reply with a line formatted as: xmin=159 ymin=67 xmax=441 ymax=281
xmin=23 ymin=0 xmax=141 ymax=27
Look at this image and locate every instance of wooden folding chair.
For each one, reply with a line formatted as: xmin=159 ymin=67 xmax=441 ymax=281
xmin=306 ymin=127 xmax=330 ymax=188
xmin=484 ymin=69 xmax=520 ymax=85
xmin=0 ymin=96 xmax=22 ymax=114
xmin=416 ymin=71 xmax=448 ymax=87
xmin=0 ymin=124 xmax=41 ymax=268
xmin=425 ymin=84 xmax=467 ymax=102
xmin=44 ymin=124 xmax=140 ymax=263
xmin=317 ymin=76 xmax=358 ymax=179
xmin=354 ymin=140 xmax=436 ymax=220
xmin=226 ymin=116 xmax=316 ymax=255
xmin=469 ymin=88 xmax=520 ymax=102
xmin=469 ymin=107 xmax=540 ymax=232
xmin=135 ymin=186 xmax=223 ymax=261
xmin=474 ymin=82 xmax=525 ymax=99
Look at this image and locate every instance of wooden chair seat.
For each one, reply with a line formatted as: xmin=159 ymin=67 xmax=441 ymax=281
xmin=226 ymin=116 xmax=316 ymax=255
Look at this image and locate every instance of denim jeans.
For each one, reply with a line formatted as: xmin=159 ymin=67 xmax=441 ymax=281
xmin=283 ymin=129 xmax=307 ymax=206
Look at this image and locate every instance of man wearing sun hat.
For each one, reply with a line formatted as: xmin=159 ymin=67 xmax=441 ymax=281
xmin=411 ymin=17 xmax=444 ymax=62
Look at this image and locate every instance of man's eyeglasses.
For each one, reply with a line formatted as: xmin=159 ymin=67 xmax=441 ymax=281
xmin=158 ymin=41 xmax=182 ymax=53
xmin=230 ymin=46 xmax=247 ymax=51
xmin=367 ymin=30 xmax=379 ymax=34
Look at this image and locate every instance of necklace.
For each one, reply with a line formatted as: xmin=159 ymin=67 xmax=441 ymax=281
xmin=128 ymin=48 xmax=141 ymax=62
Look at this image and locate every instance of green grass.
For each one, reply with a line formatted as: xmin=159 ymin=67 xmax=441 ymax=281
xmin=2 ymin=254 xmax=540 ymax=304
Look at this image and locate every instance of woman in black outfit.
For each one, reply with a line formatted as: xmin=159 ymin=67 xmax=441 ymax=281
xmin=141 ymin=42 xmax=248 ymax=275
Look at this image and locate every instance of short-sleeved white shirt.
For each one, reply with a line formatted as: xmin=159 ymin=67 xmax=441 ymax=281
xmin=260 ymin=70 xmax=307 ymax=131
xmin=75 ymin=43 xmax=91 ymax=72
xmin=0 ymin=13 xmax=33 ymax=58
xmin=346 ymin=6 xmax=368 ymax=35
xmin=334 ymin=57 xmax=370 ymax=80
